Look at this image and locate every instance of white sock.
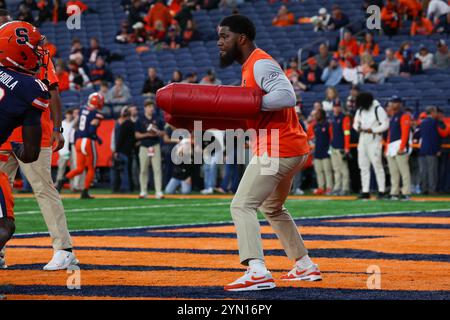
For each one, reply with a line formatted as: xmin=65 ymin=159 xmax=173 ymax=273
xmin=248 ymin=259 xmax=268 ymax=274
xmin=296 ymin=255 xmax=314 ymax=270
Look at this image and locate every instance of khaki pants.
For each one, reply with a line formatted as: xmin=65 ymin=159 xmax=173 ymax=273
xmin=313 ymin=158 xmax=333 ymax=190
xmin=230 ymin=154 xmax=309 ymax=265
xmin=139 ymin=144 xmax=162 ymax=195
xmin=330 ymin=148 xmax=350 ymax=192
xmin=0 ymin=148 xmax=72 ymax=250
xmin=387 ymin=154 xmax=411 ymax=196
xmin=56 ymin=154 xmax=69 ymax=182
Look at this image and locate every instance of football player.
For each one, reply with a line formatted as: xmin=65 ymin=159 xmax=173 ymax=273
xmin=65 ymin=93 xmax=104 ymax=199
xmin=0 ymin=21 xmax=50 ymax=265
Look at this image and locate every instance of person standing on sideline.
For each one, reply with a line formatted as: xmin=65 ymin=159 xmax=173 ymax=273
xmin=135 ymin=100 xmax=165 ymax=199
xmin=55 ymin=109 xmax=75 ymax=190
xmin=353 ymin=92 xmax=389 ymax=199
xmin=330 ymin=101 xmax=351 ymax=196
xmin=418 ymin=106 xmax=448 ymax=195
xmin=385 ymin=96 xmax=412 ymax=201
xmin=308 ymin=109 xmax=333 ymax=195
xmin=217 ymin=15 xmax=322 ymax=291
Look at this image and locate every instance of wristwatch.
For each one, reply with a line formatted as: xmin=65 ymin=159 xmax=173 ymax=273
xmin=53 ymin=127 xmax=64 ymax=133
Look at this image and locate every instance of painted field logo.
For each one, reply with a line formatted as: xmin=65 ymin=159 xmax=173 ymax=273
xmin=67 ymin=265 xmax=81 ymax=290
xmin=366 ymin=265 xmax=381 ymax=289
xmin=366 ymin=5 xmax=381 ymax=30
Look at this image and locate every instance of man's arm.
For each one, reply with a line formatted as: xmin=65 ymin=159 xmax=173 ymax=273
xmin=12 ymin=108 xmax=43 ymax=163
xmin=253 ymin=59 xmax=296 ymax=111
xmin=49 ymin=87 xmax=65 ymax=152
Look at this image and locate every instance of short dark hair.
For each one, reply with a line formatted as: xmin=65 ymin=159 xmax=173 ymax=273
xmin=219 ymin=15 xmax=256 ymax=41
xmin=144 ymin=99 xmax=154 ymax=107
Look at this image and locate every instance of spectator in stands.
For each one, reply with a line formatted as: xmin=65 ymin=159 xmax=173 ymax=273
xmin=111 ymin=106 xmax=136 ymax=193
xmin=433 ymin=39 xmax=450 ymax=69
xmin=196 ymin=0 xmax=220 ymax=11
xmin=339 ymin=30 xmax=359 ymax=57
xmin=303 ymin=58 xmax=323 ymax=86
xmin=400 ymin=48 xmax=423 ymax=76
xmin=163 ymin=25 xmax=182 ymax=49
xmin=411 ymin=11 xmax=434 ymax=36
xmin=327 ymin=5 xmax=350 ymax=31
xmin=68 ymin=60 xmax=91 ymax=90
xmin=322 ymin=86 xmax=341 ymax=115
xmin=311 ymin=7 xmax=331 ymax=32
xmin=129 ymin=21 xmax=148 ymax=44
xmin=98 ymin=81 xmax=111 ymax=104
xmin=343 ymin=52 xmax=374 ymax=85
xmin=52 ymin=0 xmax=68 ymax=23
xmin=89 ymin=56 xmax=114 ymax=86
xmin=107 ymin=76 xmax=131 ymax=104
xmin=435 ymin=11 xmax=450 ymax=34
xmin=321 ymin=58 xmax=343 ymax=87
xmin=150 ymin=20 xmax=167 ymax=47
xmin=415 ymin=45 xmax=434 ymax=70
xmin=55 ymin=63 xmax=70 ymax=92
xmin=427 ymin=0 xmax=449 ymax=24
xmin=142 ymin=67 xmax=164 ymax=96
xmin=397 ymin=0 xmax=422 ymax=19
xmin=183 ymin=72 xmax=198 ymax=83
xmin=418 ymin=106 xmax=448 ymax=194
xmin=69 ymin=38 xmax=85 ymax=61
xmin=359 ymin=32 xmax=380 ymax=57
xmin=145 ymin=0 xmax=172 ymax=31
xmin=285 ymin=57 xmax=302 ymax=79
xmin=181 ymin=19 xmax=199 ymax=46
xmin=385 ymin=96 xmax=412 ymax=200
xmin=174 ymin=2 xmax=193 ymax=31
xmin=85 ymin=37 xmax=111 ymax=65
xmin=379 ymin=48 xmax=401 ymax=78
xmin=200 ymin=70 xmax=222 ymax=85
xmin=315 ymin=43 xmax=333 ymax=70
xmin=330 ymin=101 xmax=351 ymax=196
xmin=169 ymin=70 xmax=183 ymax=84
xmin=136 ymin=100 xmax=165 ymax=199
xmin=272 ymin=5 xmax=295 ymax=27
xmin=308 ymin=108 xmax=333 ymax=195
xmin=16 ymin=4 xmax=34 ymax=23
xmin=381 ymin=1 xmax=401 ymax=36
xmin=116 ymin=21 xmax=133 ymax=44
xmin=128 ymin=0 xmax=145 ymax=26
xmin=307 ymin=101 xmax=324 ymax=123
xmin=334 ymin=45 xmax=357 ymax=70
xmin=36 ymin=0 xmax=53 ymax=26
xmin=289 ymin=71 xmax=308 ymax=92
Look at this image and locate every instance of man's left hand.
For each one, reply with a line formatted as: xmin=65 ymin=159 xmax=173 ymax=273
xmin=51 ymin=132 xmax=65 ymax=152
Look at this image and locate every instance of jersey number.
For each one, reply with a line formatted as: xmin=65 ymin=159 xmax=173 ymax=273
xmin=79 ymin=115 xmax=87 ymax=131
xmin=15 ymin=28 xmax=29 ymax=45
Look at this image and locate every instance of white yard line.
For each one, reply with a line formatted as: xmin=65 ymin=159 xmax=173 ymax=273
xmin=14 ymin=208 xmax=450 ymax=236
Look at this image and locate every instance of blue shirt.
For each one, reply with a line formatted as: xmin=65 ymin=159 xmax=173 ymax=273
xmin=136 ymin=114 xmax=165 ymax=147
xmin=0 ymin=66 xmax=49 ymax=145
xmin=321 ymin=66 xmax=343 ymax=87
xmin=419 ymin=117 xmax=441 ymax=156
xmin=314 ymin=120 xmax=331 ymax=159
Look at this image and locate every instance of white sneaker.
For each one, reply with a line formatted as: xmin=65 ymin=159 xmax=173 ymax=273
xmin=155 ymin=192 xmax=164 ymax=199
xmin=224 ymin=268 xmax=276 ymax=292
xmin=281 ymin=263 xmax=322 ymax=281
xmin=200 ymin=188 xmax=213 ymax=195
xmin=138 ymin=192 xmax=147 ymax=199
xmin=294 ymin=188 xmax=305 ymax=195
xmin=0 ymin=247 xmax=7 ymax=269
xmin=43 ymin=250 xmax=79 ymax=271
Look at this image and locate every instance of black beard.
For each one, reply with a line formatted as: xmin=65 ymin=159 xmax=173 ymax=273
xmin=219 ymin=44 xmax=239 ymax=68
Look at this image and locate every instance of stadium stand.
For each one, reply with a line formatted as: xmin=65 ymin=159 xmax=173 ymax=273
xmin=5 ymin=0 xmax=449 ymax=116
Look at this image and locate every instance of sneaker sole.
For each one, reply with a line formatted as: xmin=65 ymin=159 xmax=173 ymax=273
xmin=225 ymin=281 xmax=276 ymax=292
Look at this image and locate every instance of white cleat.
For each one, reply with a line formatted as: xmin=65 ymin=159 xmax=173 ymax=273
xmin=43 ymin=250 xmax=79 ymax=271
xmin=281 ymin=263 xmax=322 ymax=281
xmin=224 ymin=268 xmax=276 ymax=292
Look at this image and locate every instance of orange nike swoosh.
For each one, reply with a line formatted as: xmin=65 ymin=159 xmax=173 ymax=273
xmin=295 ymin=269 xmax=307 ymax=276
xmin=251 ymin=275 xmax=267 ymax=281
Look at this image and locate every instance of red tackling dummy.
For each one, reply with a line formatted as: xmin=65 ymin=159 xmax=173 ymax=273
xmin=156 ymin=83 xmax=262 ymax=120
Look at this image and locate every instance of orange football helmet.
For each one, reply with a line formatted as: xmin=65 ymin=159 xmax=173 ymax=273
xmin=87 ymin=93 xmax=105 ymax=110
xmin=0 ymin=21 xmax=49 ymax=74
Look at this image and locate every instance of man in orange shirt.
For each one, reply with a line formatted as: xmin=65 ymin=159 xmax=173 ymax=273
xmin=410 ymin=14 xmax=434 ymax=36
xmin=0 ymin=22 xmax=77 ymax=270
xmin=145 ymin=0 xmax=173 ymax=31
xmin=217 ymin=15 xmax=321 ymax=292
